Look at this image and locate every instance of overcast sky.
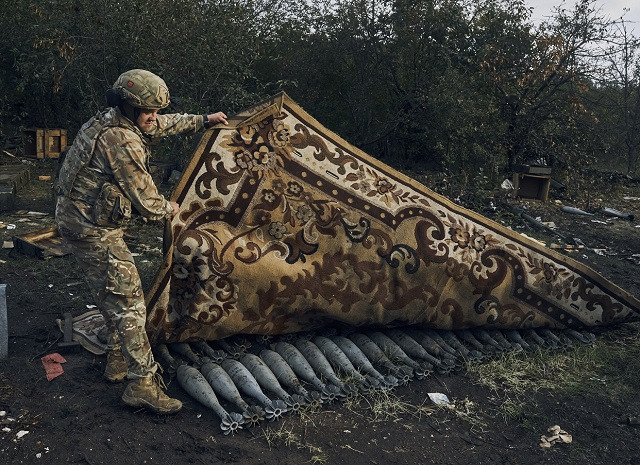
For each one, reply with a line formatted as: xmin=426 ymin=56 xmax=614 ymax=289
xmin=525 ymin=0 xmax=640 ymax=31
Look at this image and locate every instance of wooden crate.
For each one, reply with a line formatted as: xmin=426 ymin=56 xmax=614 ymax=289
xmin=0 ymin=164 xmax=31 ymax=192
xmin=513 ymin=164 xmax=552 ymax=176
xmin=512 ymin=172 xmax=551 ymax=202
xmin=22 ymin=128 xmax=67 ymax=159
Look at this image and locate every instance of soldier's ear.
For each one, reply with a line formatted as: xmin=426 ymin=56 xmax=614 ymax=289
xmin=105 ymin=88 xmax=121 ymax=107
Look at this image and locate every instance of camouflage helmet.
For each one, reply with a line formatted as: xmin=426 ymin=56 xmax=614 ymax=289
xmin=112 ymin=69 xmax=170 ymax=110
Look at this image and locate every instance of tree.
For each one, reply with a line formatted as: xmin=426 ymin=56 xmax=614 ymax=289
xmin=590 ymin=20 xmax=640 ymax=174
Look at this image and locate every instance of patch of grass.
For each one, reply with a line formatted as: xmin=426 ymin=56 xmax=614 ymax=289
xmin=257 ymin=421 xmax=328 ymax=464
xmin=342 ymin=384 xmax=489 ymax=432
xmin=346 ymin=387 xmax=436 ymax=424
xmin=443 ymin=397 xmax=487 ymax=433
xmin=468 ymin=323 xmax=640 ymax=421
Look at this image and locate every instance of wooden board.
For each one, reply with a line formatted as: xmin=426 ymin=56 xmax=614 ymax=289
xmin=13 ymin=225 xmax=69 ymax=259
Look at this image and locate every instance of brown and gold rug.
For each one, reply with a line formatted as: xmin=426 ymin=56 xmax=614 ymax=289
xmin=145 ymin=93 xmax=640 ymax=343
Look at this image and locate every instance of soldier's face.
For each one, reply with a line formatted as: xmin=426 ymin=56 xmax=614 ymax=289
xmin=136 ymin=109 xmax=159 ymax=133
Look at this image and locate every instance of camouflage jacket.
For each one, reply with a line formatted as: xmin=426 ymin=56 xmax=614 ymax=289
xmin=56 ymin=107 xmax=204 ymax=236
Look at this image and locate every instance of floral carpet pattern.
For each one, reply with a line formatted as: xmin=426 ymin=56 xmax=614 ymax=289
xmin=146 ymin=93 xmax=640 ymax=343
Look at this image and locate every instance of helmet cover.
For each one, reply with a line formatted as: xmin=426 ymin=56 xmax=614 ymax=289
xmin=112 ymin=69 xmax=170 ymax=110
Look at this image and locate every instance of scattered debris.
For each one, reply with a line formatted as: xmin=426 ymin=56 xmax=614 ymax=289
xmin=591 ymin=219 xmax=608 ymax=224
xmin=551 ymin=244 xmax=585 ymax=252
xmin=15 ymin=430 xmax=29 ymax=439
xmin=41 ymin=353 xmax=67 ymax=381
xmin=428 ymin=393 xmax=451 ymax=405
xmin=539 ymin=425 xmax=572 ymax=448
xmin=1 ymin=149 xmax=18 ymax=159
xmin=626 ymin=254 xmax=640 ymax=266
xmin=501 ymin=179 xmax=514 ymax=190
xmin=623 ymin=196 xmax=640 ymax=201
xmin=509 ymin=205 xmax=570 ymax=243
xmin=13 ymin=225 xmax=68 ymax=259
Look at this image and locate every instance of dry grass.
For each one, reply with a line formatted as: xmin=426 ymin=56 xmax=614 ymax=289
xmin=257 ymin=421 xmax=328 ymax=464
xmin=468 ymin=323 xmax=640 ymax=422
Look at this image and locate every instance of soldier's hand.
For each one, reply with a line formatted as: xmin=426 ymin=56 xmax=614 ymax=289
xmin=168 ymin=201 xmax=180 ymax=217
xmin=207 ymin=112 xmax=228 ymax=126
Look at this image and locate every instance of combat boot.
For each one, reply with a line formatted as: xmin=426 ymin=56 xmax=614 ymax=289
xmin=104 ymin=349 xmax=127 ymax=383
xmin=121 ymin=375 xmax=182 ymax=414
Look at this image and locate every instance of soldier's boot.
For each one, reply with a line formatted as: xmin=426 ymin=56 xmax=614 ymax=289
xmin=104 ymin=349 xmax=128 ymax=383
xmin=121 ymin=375 xmax=182 ymax=414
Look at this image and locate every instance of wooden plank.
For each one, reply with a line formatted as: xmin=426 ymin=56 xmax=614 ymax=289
xmin=13 ymin=225 xmax=69 ymax=259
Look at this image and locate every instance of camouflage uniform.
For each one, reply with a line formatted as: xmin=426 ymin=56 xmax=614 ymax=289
xmin=55 ymin=106 xmax=205 ymax=379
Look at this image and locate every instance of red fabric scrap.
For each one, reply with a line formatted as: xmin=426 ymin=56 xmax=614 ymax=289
xmin=41 ymin=353 xmax=67 ymax=381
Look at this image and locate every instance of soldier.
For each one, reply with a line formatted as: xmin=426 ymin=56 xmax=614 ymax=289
xmin=55 ymin=69 xmax=228 ymax=414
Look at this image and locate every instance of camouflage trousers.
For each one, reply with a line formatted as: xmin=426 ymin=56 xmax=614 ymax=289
xmin=59 ymin=226 xmax=158 ymax=379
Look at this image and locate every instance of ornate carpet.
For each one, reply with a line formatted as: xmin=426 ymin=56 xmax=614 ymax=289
xmin=145 ymin=93 xmax=640 ymax=343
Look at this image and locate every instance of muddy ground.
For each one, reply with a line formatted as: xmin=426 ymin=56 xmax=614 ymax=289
xmin=1 ymin=158 xmax=639 ymax=465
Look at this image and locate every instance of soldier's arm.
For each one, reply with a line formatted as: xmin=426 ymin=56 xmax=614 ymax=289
xmin=147 ymin=111 xmax=228 ymax=138
xmin=109 ymin=140 xmax=173 ymax=220
xmin=147 ymin=113 xmax=205 ymax=138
